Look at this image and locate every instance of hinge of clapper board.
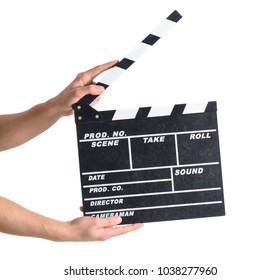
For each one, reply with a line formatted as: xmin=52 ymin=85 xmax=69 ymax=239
xmin=72 ymin=10 xmax=182 ymax=123
xmin=72 ymin=93 xmax=102 ymax=123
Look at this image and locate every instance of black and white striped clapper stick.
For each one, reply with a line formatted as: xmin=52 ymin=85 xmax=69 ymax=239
xmin=74 ymin=10 xmax=182 ymax=107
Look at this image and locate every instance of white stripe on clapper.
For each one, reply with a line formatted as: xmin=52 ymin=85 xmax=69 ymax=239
xmin=113 ymin=108 xmax=138 ymax=121
xmin=183 ymin=102 xmax=208 ymax=114
xmin=148 ymin=105 xmax=174 ymax=118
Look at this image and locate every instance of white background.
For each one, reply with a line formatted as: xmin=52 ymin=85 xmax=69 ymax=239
xmin=0 ymin=0 xmax=279 ymax=279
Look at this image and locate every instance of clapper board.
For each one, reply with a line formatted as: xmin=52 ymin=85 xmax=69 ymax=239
xmin=72 ymin=10 xmax=225 ymax=224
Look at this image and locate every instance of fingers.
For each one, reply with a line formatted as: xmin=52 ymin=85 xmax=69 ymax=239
xmin=88 ymin=60 xmax=119 ymax=79
xmin=95 ymin=216 xmax=144 ymax=240
xmin=68 ymin=216 xmax=143 ymax=241
xmin=72 ymin=84 xmax=104 ymax=104
xmin=63 ymin=60 xmax=118 ymax=107
xmin=108 ymin=223 xmax=144 ymax=238
xmin=76 ymin=60 xmax=119 ymax=86
xmin=96 ymin=216 xmax=123 ymax=228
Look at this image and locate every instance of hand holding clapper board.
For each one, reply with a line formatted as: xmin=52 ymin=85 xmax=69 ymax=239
xmin=72 ymin=10 xmax=225 ymax=224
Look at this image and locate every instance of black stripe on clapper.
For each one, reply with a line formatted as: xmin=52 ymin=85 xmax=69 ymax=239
xmin=167 ymin=10 xmax=182 ymax=22
xmin=117 ymin=58 xmax=135 ymax=70
xmin=142 ymin=34 xmax=160 ymax=45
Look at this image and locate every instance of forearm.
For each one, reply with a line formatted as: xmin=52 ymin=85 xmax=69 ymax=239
xmin=0 ymin=196 xmax=143 ymax=242
xmin=0 ymin=61 xmax=118 ymax=151
xmin=0 ymin=196 xmax=68 ymax=241
xmin=0 ymin=99 xmax=62 ymax=151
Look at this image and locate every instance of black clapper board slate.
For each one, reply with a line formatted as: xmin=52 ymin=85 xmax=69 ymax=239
xmin=73 ymin=102 xmax=225 ymax=224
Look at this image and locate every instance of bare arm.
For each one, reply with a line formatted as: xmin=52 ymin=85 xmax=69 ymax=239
xmin=0 ymin=196 xmax=143 ymax=241
xmin=0 ymin=60 xmax=144 ymax=241
xmin=0 ymin=60 xmax=117 ymax=151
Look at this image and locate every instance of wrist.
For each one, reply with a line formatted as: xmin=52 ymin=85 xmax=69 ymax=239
xmin=43 ymin=98 xmax=66 ymax=120
xmin=42 ymin=219 xmax=72 ymax=242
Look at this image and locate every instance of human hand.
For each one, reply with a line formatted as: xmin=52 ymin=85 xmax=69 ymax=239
xmin=50 ymin=60 xmax=118 ymax=117
xmin=0 ymin=196 xmax=142 ymax=241
xmin=63 ymin=216 xmax=143 ymax=242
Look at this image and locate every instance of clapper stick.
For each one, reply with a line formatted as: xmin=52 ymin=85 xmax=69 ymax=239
xmin=72 ymin=10 xmax=182 ymax=115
